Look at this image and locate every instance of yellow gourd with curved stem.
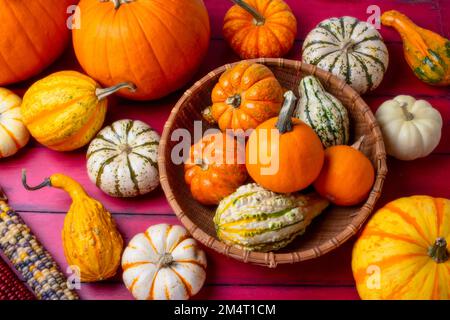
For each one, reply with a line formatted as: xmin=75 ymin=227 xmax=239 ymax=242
xmin=22 ymin=170 xmax=123 ymax=283
xmin=381 ymin=10 xmax=450 ymax=86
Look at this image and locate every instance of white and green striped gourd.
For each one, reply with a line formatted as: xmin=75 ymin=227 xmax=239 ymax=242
xmin=87 ymin=119 xmax=160 ymax=197
xmin=296 ymin=76 xmax=350 ymax=147
xmin=214 ymin=183 xmax=329 ymax=252
xmin=302 ymin=16 xmax=389 ymax=94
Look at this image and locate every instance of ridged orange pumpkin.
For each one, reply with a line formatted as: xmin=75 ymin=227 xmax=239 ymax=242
xmin=352 ymin=196 xmax=450 ymax=300
xmin=72 ymin=0 xmax=210 ymax=100
xmin=185 ymin=132 xmax=248 ymax=205
xmin=207 ymin=61 xmax=284 ymax=131
xmin=246 ymin=91 xmax=324 ymax=193
xmin=381 ymin=10 xmax=450 ymax=86
xmin=21 ymin=71 xmax=135 ymax=152
xmin=22 ymin=171 xmax=124 ymax=283
xmin=0 ymin=0 xmax=75 ymax=85
xmin=223 ymin=0 xmax=297 ymax=59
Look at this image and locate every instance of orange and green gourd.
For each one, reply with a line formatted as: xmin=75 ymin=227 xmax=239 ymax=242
xmin=381 ymin=10 xmax=450 ymax=86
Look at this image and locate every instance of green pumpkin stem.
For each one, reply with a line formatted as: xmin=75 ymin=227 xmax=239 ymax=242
xmin=21 ymin=169 xmax=51 ymax=191
xmin=428 ymin=237 xmax=449 ymax=263
xmin=230 ymin=0 xmax=265 ymax=26
xmin=225 ymin=94 xmax=242 ymax=108
xmin=276 ymin=91 xmax=298 ymax=134
xmin=95 ymin=82 xmax=136 ymax=101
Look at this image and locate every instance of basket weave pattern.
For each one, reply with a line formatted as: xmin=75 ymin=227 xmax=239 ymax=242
xmin=158 ymin=58 xmax=387 ymax=267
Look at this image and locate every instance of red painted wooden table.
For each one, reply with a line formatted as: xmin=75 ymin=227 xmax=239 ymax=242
xmin=1 ymin=0 xmax=449 ymax=300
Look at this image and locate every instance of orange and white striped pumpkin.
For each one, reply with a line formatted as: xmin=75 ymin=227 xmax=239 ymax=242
xmin=352 ymin=196 xmax=450 ymax=300
xmin=122 ymin=224 xmax=207 ymax=300
xmin=0 ymin=88 xmax=29 ymax=158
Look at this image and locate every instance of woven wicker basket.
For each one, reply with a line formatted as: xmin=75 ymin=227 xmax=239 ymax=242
xmin=158 ymin=58 xmax=387 ymax=267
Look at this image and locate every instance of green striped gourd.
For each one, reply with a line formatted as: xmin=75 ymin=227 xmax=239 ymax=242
xmin=87 ymin=119 xmax=160 ymax=197
xmin=302 ymin=16 xmax=389 ymax=94
xmin=296 ymin=76 xmax=350 ymax=147
xmin=214 ymin=183 xmax=329 ymax=252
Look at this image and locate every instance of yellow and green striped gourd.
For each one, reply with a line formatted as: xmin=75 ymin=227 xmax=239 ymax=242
xmin=214 ymin=183 xmax=329 ymax=252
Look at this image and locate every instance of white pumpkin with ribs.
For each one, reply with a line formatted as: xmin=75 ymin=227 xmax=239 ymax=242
xmin=87 ymin=119 xmax=160 ymax=197
xmin=302 ymin=16 xmax=389 ymax=94
xmin=122 ymin=224 xmax=207 ymax=300
xmin=0 ymin=88 xmax=29 ymax=158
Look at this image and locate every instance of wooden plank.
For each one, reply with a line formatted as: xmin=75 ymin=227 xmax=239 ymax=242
xmin=3 ymin=148 xmax=450 ymax=213
xmin=204 ymin=0 xmax=443 ymax=42
xmin=439 ymin=0 xmax=450 ymax=37
xmin=6 ymin=41 xmax=448 ymax=103
xmin=18 ymin=212 xmax=356 ymax=287
xmin=77 ymin=282 xmax=359 ymax=300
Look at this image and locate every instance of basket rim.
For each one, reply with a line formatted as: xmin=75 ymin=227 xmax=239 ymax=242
xmin=158 ymin=58 xmax=387 ymax=268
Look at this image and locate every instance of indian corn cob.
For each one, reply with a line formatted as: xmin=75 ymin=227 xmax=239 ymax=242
xmin=0 ymin=187 xmax=78 ymax=300
xmin=0 ymin=256 xmax=35 ymax=300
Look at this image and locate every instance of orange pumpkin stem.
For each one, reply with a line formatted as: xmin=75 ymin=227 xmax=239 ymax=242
xmin=428 ymin=237 xmax=448 ymax=263
xmin=100 ymin=0 xmax=134 ymax=9
xmin=226 ymin=94 xmax=242 ymax=108
xmin=275 ymin=91 xmax=297 ymax=133
xmin=95 ymin=82 xmax=136 ymax=101
xmin=231 ymin=0 xmax=265 ymax=26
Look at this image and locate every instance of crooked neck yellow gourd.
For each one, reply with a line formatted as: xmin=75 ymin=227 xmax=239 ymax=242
xmin=22 ymin=170 xmax=123 ymax=282
xmin=381 ymin=10 xmax=450 ymax=86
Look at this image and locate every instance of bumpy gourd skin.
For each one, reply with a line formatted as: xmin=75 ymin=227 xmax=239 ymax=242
xmin=214 ymin=183 xmax=329 ymax=252
xmin=50 ymin=174 xmax=123 ymax=282
xmin=382 ymin=10 xmax=450 ymax=86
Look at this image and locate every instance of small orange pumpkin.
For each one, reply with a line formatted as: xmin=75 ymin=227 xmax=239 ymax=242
xmin=223 ymin=0 xmax=297 ymax=59
xmin=185 ymin=132 xmax=248 ymax=205
xmin=207 ymin=61 xmax=283 ymax=132
xmin=313 ymin=141 xmax=375 ymax=206
xmin=246 ymin=91 xmax=324 ymax=193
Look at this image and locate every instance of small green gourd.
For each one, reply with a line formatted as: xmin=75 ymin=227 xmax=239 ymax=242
xmin=214 ymin=183 xmax=329 ymax=252
xmin=295 ymin=76 xmax=350 ymax=147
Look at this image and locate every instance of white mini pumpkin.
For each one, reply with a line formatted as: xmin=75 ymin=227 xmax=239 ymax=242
xmin=122 ymin=224 xmax=207 ymax=300
xmin=375 ymin=95 xmax=442 ymax=160
xmin=302 ymin=16 xmax=389 ymax=94
xmin=87 ymin=119 xmax=160 ymax=197
xmin=0 ymin=88 xmax=29 ymax=158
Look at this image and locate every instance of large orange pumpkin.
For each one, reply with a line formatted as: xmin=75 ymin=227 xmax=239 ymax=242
xmin=208 ymin=61 xmax=283 ymax=131
xmin=246 ymin=91 xmax=324 ymax=193
xmin=185 ymin=132 xmax=248 ymax=205
xmin=0 ymin=0 xmax=75 ymax=85
xmin=352 ymin=196 xmax=450 ymax=300
xmin=223 ymin=0 xmax=297 ymax=59
xmin=72 ymin=0 xmax=210 ymax=100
